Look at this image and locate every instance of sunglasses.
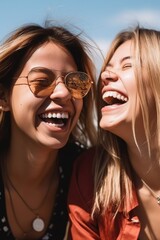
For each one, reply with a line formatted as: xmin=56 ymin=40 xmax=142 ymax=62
xmin=14 ymin=67 xmax=93 ymax=99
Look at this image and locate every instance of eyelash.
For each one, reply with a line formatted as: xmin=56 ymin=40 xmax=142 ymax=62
xmin=122 ymin=63 xmax=132 ymax=69
xmin=105 ymin=62 xmax=133 ymax=74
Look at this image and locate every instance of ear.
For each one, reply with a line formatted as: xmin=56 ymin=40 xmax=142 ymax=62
xmin=0 ymin=84 xmax=10 ymax=112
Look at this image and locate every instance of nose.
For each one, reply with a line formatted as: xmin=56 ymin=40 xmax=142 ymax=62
xmin=50 ymin=77 xmax=71 ymax=101
xmin=101 ymin=70 xmax=118 ymax=85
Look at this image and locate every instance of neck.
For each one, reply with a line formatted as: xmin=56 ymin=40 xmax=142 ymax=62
xmin=4 ymin=148 xmax=59 ymax=186
xmin=128 ymin=138 xmax=160 ymax=177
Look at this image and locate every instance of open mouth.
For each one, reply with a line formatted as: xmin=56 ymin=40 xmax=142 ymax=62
xmin=102 ymin=91 xmax=128 ymax=105
xmin=39 ymin=112 xmax=69 ymax=127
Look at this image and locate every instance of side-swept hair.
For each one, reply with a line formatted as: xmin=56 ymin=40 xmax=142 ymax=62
xmin=93 ymin=25 xmax=160 ymax=221
xmin=0 ymin=22 xmax=97 ymax=153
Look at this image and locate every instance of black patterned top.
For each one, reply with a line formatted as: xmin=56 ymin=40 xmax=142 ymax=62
xmin=0 ymin=141 xmax=85 ymax=240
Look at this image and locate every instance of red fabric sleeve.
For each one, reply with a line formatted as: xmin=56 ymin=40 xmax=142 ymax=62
xmin=68 ymin=148 xmax=101 ymax=240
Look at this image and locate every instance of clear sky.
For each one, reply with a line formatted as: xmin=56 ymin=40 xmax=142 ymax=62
xmin=1 ymin=0 xmax=160 ymax=69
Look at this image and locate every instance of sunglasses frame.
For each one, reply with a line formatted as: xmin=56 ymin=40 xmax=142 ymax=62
xmin=14 ymin=67 xmax=93 ymax=99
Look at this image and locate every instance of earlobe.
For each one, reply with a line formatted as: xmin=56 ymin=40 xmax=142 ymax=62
xmin=0 ymin=97 xmax=10 ymax=111
xmin=0 ymin=101 xmax=10 ymax=111
xmin=0 ymin=84 xmax=10 ymax=112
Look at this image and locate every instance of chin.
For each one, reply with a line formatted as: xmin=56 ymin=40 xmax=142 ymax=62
xmin=99 ymin=117 xmax=123 ymax=133
xmin=50 ymin=138 xmax=69 ymax=149
xmin=39 ymin=135 xmax=69 ymax=150
xmin=100 ymin=117 xmax=116 ymax=129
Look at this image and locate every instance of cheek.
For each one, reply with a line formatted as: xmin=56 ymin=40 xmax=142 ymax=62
xmin=69 ymin=100 xmax=83 ymax=132
xmin=123 ymin=70 xmax=135 ymax=85
xmin=72 ymin=100 xmax=83 ymax=124
xmin=9 ymin=88 xmax=39 ymax=124
xmin=10 ymin=100 xmax=32 ymax=128
xmin=122 ymin=71 xmax=137 ymax=100
xmin=75 ymin=100 xmax=83 ymax=118
xmin=10 ymin=85 xmax=40 ymax=108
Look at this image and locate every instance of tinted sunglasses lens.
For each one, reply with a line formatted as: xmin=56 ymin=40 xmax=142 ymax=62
xmin=29 ymin=85 xmax=54 ymax=97
xmin=28 ymin=70 xmax=55 ymax=97
xmin=66 ymin=72 xmax=92 ymax=99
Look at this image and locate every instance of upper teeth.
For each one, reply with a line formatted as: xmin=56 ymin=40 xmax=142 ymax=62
xmin=41 ymin=112 xmax=69 ymax=119
xmin=102 ymin=91 xmax=128 ymax=102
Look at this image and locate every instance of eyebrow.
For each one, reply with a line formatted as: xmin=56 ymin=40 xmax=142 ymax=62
xmin=29 ymin=67 xmax=70 ymax=75
xmin=107 ymin=56 xmax=132 ymax=67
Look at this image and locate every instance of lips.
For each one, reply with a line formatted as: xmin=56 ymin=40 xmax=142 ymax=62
xmin=102 ymin=91 xmax=128 ymax=105
xmin=39 ymin=111 xmax=69 ymax=127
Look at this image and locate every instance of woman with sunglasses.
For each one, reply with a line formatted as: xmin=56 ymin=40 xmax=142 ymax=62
xmin=0 ymin=22 xmax=96 ymax=240
xmin=68 ymin=25 xmax=160 ymax=239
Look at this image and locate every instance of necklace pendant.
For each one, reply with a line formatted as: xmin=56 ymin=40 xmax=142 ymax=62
xmin=32 ymin=217 xmax=45 ymax=232
xmin=157 ymin=196 xmax=160 ymax=205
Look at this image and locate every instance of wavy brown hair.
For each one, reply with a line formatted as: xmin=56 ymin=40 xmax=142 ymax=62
xmin=0 ymin=22 xmax=97 ymax=153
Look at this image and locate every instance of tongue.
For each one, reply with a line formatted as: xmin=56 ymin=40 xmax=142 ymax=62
xmin=106 ymin=97 xmax=125 ymax=105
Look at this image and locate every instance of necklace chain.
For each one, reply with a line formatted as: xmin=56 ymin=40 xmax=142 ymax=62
xmin=6 ymin=182 xmax=30 ymax=239
xmin=7 ymin=172 xmax=53 ymax=213
xmin=5 ymin=169 xmax=55 ymax=236
xmin=141 ymin=179 xmax=160 ymax=205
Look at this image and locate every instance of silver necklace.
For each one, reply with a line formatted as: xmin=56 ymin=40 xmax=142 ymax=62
xmin=141 ymin=179 xmax=160 ymax=205
xmin=6 ymin=173 xmax=53 ymax=233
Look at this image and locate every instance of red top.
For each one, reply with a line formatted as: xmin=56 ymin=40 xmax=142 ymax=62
xmin=68 ymin=148 xmax=141 ymax=240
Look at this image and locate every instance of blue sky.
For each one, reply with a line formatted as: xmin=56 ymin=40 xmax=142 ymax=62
xmin=1 ymin=0 xmax=160 ymax=69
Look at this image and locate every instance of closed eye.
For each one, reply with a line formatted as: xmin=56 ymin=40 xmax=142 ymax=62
xmin=122 ymin=63 xmax=132 ymax=70
xmin=30 ymin=78 xmax=53 ymax=87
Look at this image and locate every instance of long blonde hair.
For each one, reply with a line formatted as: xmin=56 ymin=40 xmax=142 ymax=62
xmin=93 ymin=25 xmax=160 ymax=218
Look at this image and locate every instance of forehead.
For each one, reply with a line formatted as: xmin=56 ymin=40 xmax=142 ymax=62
xmin=22 ymin=42 xmax=77 ymax=72
xmin=109 ymin=40 xmax=133 ymax=64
